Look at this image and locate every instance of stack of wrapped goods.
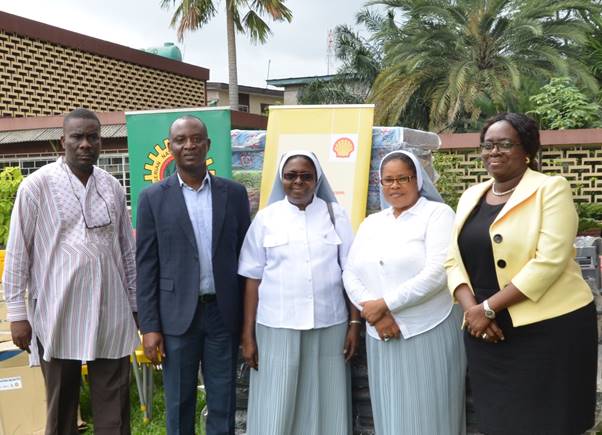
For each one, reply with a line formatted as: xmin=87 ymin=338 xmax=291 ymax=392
xmin=231 ymin=127 xmax=441 ymax=217
xmin=368 ymin=127 xmax=441 ymax=214
xmin=231 ymin=130 xmax=266 ymax=217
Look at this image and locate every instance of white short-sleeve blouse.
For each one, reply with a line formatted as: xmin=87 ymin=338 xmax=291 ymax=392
xmin=238 ymin=196 xmax=354 ymax=330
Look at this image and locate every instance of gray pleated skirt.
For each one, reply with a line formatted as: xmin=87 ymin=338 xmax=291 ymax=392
xmin=367 ymin=306 xmax=467 ymax=435
xmin=246 ymin=322 xmax=351 ymax=435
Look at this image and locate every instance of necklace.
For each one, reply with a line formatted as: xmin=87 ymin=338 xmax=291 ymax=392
xmin=491 ymin=184 xmax=516 ymax=196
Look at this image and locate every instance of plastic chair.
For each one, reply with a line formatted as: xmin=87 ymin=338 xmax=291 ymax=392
xmin=131 ymin=345 xmax=154 ymax=423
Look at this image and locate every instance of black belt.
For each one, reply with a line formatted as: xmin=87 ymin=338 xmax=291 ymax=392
xmin=199 ymin=293 xmax=217 ymax=304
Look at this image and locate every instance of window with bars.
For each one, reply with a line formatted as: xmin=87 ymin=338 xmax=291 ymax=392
xmin=0 ymin=151 xmax=132 ymax=205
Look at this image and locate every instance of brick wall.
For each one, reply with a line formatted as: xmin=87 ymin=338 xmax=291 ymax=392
xmin=0 ymin=30 xmax=206 ymax=117
xmin=436 ymin=144 xmax=602 ymax=204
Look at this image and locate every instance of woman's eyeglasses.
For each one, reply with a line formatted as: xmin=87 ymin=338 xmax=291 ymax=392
xmin=282 ymin=172 xmax=315 ymax=182
xmin=380 ymin=175 xmax=415 ymax=186
xmin=480 ymin=140 xmax=518 ymax=152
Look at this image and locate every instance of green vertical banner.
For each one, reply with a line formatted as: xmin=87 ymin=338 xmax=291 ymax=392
xmin=126 ymin=107 xmax=233 ymax=226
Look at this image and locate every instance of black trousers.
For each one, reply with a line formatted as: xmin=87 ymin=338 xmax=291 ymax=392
xmin=37 ymin=340 xmax=131 ymax=435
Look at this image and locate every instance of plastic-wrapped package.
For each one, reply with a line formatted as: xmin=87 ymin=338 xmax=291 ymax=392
xmin=231 ymin=130 xmax=267 ymax=216
xmin=231 ymin=126 xmax=441 ymax=216
xmin=231 ymin=129 xmax=266 ymax=150
xmin=368 ymin=127 xmax=441 ymax=214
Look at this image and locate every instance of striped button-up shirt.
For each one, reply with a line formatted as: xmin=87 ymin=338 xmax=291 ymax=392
xmin=3 ymin=158 xmax=138 ymax=364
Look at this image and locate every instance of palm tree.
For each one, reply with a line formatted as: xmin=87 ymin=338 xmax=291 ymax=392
xmin=161 ymin=0 xmax=292 ymax=111
xmin=368 ymin=0 xmax=600 ymax=130
xmin=582 ymin=12 xmax=602 ymax=85
xmin=333 ymin=10 xmax=388 ymax=97
xmin=296 ymin=10 xmax=387 ymax=105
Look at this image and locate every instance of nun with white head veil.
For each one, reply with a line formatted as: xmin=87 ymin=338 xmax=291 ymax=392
xmin=342 ymin=150 xmax=467 ymax=435
xmin=238 ymin=150 xmax=360 ymax=435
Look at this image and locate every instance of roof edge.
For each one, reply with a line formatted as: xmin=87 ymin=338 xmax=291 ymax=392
xmin=207 ymin=82 xmax=283 ymax=97
xmin=266 ymin=74 xmax=339 ymax=86
xmin=0 ymin=110 xmax=268 ymax=132
xmin=0 ymin=112 xmax=126 ymax=131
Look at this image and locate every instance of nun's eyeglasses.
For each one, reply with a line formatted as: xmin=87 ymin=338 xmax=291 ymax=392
xmin=283 ymin=172 xmax=315 ymax=182
xmin=380 ymin=175 xmax=415 ymax=186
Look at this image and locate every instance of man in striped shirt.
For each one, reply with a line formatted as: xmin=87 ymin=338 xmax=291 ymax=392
xmin=4 ymin=108 xmax=138 ymax=435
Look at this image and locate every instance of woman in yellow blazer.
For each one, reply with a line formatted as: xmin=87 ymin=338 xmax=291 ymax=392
xmin=445 ymin=112 xmax=597 ymax=435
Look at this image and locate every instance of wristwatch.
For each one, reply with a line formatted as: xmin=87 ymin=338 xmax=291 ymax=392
xmin=483 ymin=300 xmax=496 ymax=319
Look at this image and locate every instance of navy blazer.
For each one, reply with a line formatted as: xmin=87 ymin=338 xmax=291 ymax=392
xmin=136 ymin=173 xmax=251 ymax=336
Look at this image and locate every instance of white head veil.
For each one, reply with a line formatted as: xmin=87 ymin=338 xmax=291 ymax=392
xmin=379 ymin=150 xmax=444 ymax=209
xmin=267 ymin=150 xmax=338 ymax=205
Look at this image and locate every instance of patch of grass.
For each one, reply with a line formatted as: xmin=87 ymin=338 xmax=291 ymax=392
xmin=80 ymin=369 xmax=207 ymax=434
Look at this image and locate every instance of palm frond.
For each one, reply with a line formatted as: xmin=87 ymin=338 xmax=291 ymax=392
xmin=241 ymin=10 xmax=272 ymax=43
xmin=250 ymin=0 xmax=293 ymax=22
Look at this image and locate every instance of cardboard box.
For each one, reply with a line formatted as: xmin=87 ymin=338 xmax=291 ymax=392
xmin=0 ymin=366 xmax=46 ymax=435
xmin=0 ymin=342 xmax=29 ymax=368
xmin=0 ymin=343 xmax=46 ymax=435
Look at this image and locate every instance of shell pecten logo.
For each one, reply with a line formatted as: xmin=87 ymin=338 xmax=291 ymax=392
xmin=332 ymin=137 xmax=355 ymax=158
xmin=143 ymin=139 xmax=215 ymax=183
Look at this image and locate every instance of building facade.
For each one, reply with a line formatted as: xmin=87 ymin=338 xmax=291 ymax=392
xmin=0 ymin=11 xmax=268 ymax=205
xmin=206 ymin=82 xmax=283 ymax=115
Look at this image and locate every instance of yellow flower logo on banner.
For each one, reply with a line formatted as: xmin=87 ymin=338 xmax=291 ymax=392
xmin=144 ymin=139 xmax=215 ymax=183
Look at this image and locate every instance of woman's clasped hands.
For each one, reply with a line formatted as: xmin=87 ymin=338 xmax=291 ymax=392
xmin=360 ymin=299 xmax=401 ymax=342
xmin=463 ymin=304 xmax=505 ymax=343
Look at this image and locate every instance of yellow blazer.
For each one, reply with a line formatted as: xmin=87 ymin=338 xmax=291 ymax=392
xmin=445 ymin=168 xmax=593 ymax=327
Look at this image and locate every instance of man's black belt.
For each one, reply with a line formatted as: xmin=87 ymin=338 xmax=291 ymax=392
xmin=199 ymin=293 xmax=217 ymax=304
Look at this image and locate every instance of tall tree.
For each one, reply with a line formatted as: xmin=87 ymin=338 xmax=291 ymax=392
xmin=297 ymin=10 xmax=387 ymax=105
xmin=297 ymin=77 xmax=364 ymax=105
xmin=161 ymin=0 xmax=292 ymax=111
xmin=582 ymin=12 xmax=602 ymax=84
xmin=368 ymin=0 xmax=600 ymax=130
xmin=333 ymin=10 xmax=388 ymax=97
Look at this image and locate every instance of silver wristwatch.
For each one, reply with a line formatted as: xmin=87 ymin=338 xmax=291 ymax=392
xmin=483 ymin=299 xmax=496 ymax=319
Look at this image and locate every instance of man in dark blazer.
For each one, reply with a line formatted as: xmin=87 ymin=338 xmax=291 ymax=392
xmin=136 ymin=115 xmax=250 ymax=435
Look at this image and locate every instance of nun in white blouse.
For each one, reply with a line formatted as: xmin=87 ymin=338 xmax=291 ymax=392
xmin=342 ymin=150 xmax=466 ymax=435
xmin=238 ymin=150 xmax=360 ymax=435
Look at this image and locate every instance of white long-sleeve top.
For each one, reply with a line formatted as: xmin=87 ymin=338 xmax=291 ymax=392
xmin=238 ymin=197 xmax=353 ymax=330
xmin=3 ymin=158 xmax=138 ymax=364
xmin=343 ymin=197 xmax=455 ymax=340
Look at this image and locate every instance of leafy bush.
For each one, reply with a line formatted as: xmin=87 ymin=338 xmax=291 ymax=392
xmin=577 ymin=203 xmax=602 ymax=220
xmin=576 ymin=203 xmax=602 ymax=234
xmin=0 ymin=167 xmax=24 ymax=247
xmin=433 ymin=153 xmax=463 ymax=211
xmin=528 ymin=77 xmax=601 ymax=129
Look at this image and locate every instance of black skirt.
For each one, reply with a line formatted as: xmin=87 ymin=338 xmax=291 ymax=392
xmin=464 ymin=300 xmax=598 ymax=435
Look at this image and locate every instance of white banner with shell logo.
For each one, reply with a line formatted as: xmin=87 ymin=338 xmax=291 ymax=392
xmin=259 ymin=105 xmax=374 ymax=231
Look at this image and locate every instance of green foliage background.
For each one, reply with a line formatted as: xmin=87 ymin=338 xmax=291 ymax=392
xmin=529 ymin=77 xmax=601 ymax=129
xmin=0 ymin=167 xmax=23 ymax=247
